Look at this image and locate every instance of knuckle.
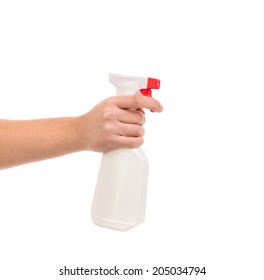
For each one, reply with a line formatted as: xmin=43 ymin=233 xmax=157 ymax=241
xmin=102 ymin=122 xmax=111 ymax=132
xmin=128 ymin=137 xmax=144 ymax=149
xmin=141 ymin=126 xmax=145 ymax=136
xmin=102 ymin=107 xmax=117 ymax=121
xmin=106 ymin=96 xmax=116 ymax=105
xmin=136 ymin=111 xmax=145 ymax=125
xmin=135 ymin=137 xmax=144 ymax=148
xmin=115 ymin=136 xmax=144 ymax=150
xmin=137 ymin=126 xmax=145 ymax=136
xmin=134 ymin=94 xmax=142 ymax=108
xmin=141 ymin=114 xmax=146 ymax=125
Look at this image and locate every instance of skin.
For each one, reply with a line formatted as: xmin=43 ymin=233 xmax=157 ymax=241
xmin=0 ymin=94 xmax=163 ymax=169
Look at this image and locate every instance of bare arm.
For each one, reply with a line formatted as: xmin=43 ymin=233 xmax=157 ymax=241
xmin=0 ymin=95 xmax=162 ymax=169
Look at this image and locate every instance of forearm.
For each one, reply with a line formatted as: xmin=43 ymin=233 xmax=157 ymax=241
xmin=0 ymin=117 xmax=82 ymax=169
xmin=0 ymin=95 xmax=162 ymax=170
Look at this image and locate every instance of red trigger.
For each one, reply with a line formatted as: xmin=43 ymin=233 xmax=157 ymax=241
xmin=140 ymin=89 xmax=152 ymax=97
xmin=140 ymin=89 xmax=153 ymax=112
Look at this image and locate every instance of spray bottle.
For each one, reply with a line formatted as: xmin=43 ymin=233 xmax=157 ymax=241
xmin=91 ymin=73 xmax=160 ymax=231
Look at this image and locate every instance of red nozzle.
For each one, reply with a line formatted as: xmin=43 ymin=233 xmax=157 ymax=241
xmin=140 ymin=77 xmax=160 ymax=112
xmin=140 ymin=77 xmax=160 ymax=98
xmin=147 ymin=77 xmax=160 ymax=89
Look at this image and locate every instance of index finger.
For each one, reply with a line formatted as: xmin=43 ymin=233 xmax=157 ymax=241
xmin=115 ymin=95 xmax=163 ymax=113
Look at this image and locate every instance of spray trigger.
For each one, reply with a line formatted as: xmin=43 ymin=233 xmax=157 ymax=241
xmin=140 ymin=88 xmax=152 ymax=97
xmin=140 ymin=89 xmax=154 ymax=112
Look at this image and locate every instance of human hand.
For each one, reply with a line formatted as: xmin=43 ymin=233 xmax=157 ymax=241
xmin=77 ymin=94 xmax=163 ymax=153
xmin=0 ymin=94 xmax=162 ymax=169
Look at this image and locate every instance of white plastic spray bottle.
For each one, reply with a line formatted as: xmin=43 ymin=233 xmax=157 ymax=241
xmin=91 ymin=73 xmax=160 ymax=231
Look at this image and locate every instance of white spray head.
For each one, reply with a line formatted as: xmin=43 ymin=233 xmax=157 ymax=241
xmin=109 ymin=73 xmax=160 ymax=96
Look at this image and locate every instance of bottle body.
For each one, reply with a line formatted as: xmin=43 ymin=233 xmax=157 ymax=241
xmin=91 ymin=148 xmax=149 ymax=231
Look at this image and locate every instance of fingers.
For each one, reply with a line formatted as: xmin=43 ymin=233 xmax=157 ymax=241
xmin=117 ymin=122 xmax=145 ymax=137
xmin=114 ymin=121 xmax=145 ymax=150
xmin=85 ymin=95 xmax=163 ymax=152
xmin=113 ymin=135 xmax=144 ymax=149
xmin=115 ymin=94 xmax=163 ymax=113
xmin=118 ymin=109 xmax=145 ymax=125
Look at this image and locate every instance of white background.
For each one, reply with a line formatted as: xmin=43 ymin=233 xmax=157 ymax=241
xmin=0 ymin=0 xmax=263 ymax=279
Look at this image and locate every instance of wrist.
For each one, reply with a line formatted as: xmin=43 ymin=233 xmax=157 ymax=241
xmin=66 ymin=116 xmax=86 ymax=152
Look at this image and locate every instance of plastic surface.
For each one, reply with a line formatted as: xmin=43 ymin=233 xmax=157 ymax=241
xmin=91 ymin=148 xmax=148 ymax=231
xmin=147 ymin=77 xmax=160 ymax=90
xmin=109 ymin=73 xmax=160 ymax=96
xmin=140 ymin=88 xmax=152 ymax=97
xmin=91 ymin=73 xmax=159 ymax=231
